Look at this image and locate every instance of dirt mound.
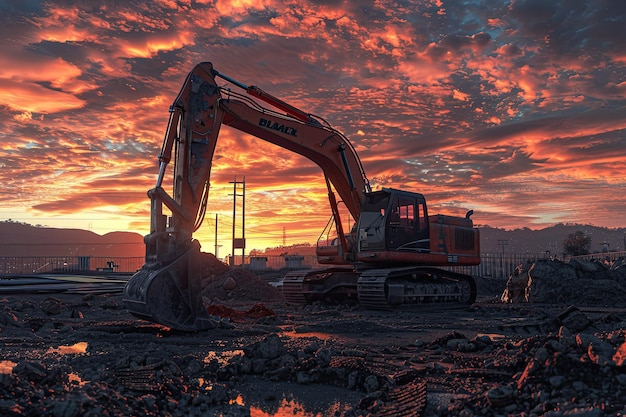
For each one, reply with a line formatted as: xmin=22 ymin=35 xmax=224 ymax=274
xmin=3 ymin=287 xmax=626 ymax=416
xmin=501 ymin=258 xmax=626 ymax=307
xmin=197 ymin=251 xmax=230 ymax=277
xmin=197 ymin=252 xmax=284 ymax=304
xmin=205 ymin=304 xmax=276 ymax=322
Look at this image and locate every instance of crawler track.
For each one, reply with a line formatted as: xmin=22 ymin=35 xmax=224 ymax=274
xmin=282 ymin=266 xmax=477 ymax=310
xmin=357 ymin=267 xmax=477 ymax=310
xmin=281 ymin=270 xmax=308 ymax=304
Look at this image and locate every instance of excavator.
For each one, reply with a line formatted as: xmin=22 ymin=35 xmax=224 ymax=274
xmin=123 ymin=62 xmax=481 ymax=331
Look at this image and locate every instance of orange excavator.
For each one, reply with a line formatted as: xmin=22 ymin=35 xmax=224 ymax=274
xmin=123 ymin=62 xmax=480 ymax=330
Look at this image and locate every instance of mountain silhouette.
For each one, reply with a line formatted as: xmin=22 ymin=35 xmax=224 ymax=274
xmin=1 ymin=220 xmax=624 ymax=259
xmin=479 ymin=223 xmax=626 ymax=255
xmin=0 ymin=221 xmax=144 ymax=258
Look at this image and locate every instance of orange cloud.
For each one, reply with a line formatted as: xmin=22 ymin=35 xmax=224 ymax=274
xmin=1 ymin=0 xmax=625 ymax=249
xmin=0 ymin=80 xmax=85 ymax=114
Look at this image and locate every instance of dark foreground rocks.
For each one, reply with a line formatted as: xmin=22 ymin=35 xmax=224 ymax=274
xmin=1 ymin=260 xmax=626 ymax=416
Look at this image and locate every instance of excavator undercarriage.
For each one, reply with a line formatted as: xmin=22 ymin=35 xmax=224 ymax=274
xmin=282 ymin=267 xmax=476 ymax=310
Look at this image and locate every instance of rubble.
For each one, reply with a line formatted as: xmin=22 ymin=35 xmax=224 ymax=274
xmin=1 ymin=254 xmax=626 ymax=416
xmin=501 ymin=258 xmax=626 ymax=306
xmin=440 ymin=327 xmax=626 ymax=416
xmin=197 ymin=253 xmax=283 ymax=305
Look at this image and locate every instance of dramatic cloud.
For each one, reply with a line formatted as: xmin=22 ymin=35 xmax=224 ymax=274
xmin=1 ymin=0 xmax=625 ymax=252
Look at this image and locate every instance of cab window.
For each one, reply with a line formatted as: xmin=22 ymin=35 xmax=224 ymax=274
xmin=391 ymin=197 xmax=415 ymax=227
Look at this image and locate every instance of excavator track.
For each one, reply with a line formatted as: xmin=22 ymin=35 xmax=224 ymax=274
xmin=282 ymin=266 xmax=476 ymax=310
xmin=357 ymin=267 xmax=477 ymax=310
xmin=281 ymin=270 xmax=308 ymax=305
xmin=281 ymin=267 xmax=360 ymax=305
xmin=356 ymin=270 xmax=389 ymax=310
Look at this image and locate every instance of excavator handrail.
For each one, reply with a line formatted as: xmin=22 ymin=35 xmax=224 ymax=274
xmin=219 ymin=87 xmax=302 ymax=123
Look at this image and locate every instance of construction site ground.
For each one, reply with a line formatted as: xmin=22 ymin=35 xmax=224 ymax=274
xmin=1 ymin=268 xmax=626 ymax=417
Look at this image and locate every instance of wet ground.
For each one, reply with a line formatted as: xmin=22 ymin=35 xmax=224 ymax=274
xmin=1 ymin=274 xmax=626 ymax=416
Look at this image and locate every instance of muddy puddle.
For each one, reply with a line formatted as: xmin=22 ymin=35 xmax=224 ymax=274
xmin=232 ymin=378 xmax=361 ymax=417
xmin=0 ymin=360 xmax=17 ymax=374
xmin=46 ymin=341 xmax=88 ymax=355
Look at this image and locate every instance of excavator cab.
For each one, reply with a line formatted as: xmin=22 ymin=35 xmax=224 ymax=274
xmin=358 ymin=188 xmax=430 ymax=254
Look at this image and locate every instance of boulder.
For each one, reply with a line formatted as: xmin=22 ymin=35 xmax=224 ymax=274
xmin=500 ymin=259 xmax=626 ymax=307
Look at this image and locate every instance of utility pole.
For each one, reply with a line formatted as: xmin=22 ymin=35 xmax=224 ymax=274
xmin=214 ymin=213 xmax=219 ymax=258
xmin=242 ymin=177 xmax=245 ymax=266
xmin=498 ymin=239 xmax=508 ymax=255
xmin=229 ymin=176 xmax=246 ymax=266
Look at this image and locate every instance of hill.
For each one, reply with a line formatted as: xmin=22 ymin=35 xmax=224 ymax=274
xmin=2 ymin=220 xmax=625 ymax=258
xmin=0 ymin=221 xmax=144 ymax=258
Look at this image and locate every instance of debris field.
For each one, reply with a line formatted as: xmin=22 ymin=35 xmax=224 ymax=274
xmin=1 ymin=256 xmax=626 ymax=416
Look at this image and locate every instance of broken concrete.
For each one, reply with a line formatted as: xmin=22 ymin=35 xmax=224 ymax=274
xmin=501 ymin=258 xmax=626 ymax=306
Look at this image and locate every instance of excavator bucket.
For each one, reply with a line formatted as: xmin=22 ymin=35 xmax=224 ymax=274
xmin=123 ymin=244 xmax=218 ymax=331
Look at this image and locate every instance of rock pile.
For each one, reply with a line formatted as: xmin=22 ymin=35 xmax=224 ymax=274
xmin=197 ymin=252 xmax=284 ymax=305
xmin=210 ymin=333 xmax=429 ymax=416
xmin=0 ymin=328 xmax=424 ymax=417
xmin=215 ymin=334 xmax=386 ymax=392
xmin=440 ymin=326 xmax=626 ymax=416
xmin=203 ymin=318 xmax=626 ymax=416
xmin=501 ymin=258 xmax=626 ymax=307
xmin=0 ymin=354 xmax=244 ymax=417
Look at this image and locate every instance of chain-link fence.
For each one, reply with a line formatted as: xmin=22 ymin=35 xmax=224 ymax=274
xmin=0 ymin=256 xmax=143 ymax=275
xmin=3 ymin=251 xmax=624 ymax=278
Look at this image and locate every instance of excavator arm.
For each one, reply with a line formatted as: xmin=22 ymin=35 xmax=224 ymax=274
xmin=123 ymin=62 xmax=370 ymax=330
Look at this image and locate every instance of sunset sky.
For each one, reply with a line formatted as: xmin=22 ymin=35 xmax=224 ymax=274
xmin=1 ymin=0 xmax=625 ymax=255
